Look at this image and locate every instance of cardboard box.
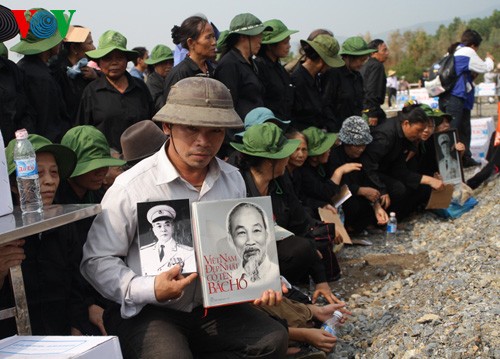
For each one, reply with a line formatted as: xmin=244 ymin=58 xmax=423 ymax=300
xmin=471 ymin=117 xmax=494 ymax=142
xmin=470 ymin=137 xmax=490 ymax=162
xmin=474 ymin=82 xmax=496 ymax=97
xmin=0 ymin=130 xmax=14 ymax=217
xmin=0 ymin=336 xmax=122 ymax=358
xmin=470 ymin=117 xmax=494 ymax=161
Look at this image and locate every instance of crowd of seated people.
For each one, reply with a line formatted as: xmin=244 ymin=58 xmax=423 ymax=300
xmin=1 ymin=6 xmax=496 ymax=357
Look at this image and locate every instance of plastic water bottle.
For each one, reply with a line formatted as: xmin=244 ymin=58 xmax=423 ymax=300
xmin=337 ymin=205 xmax=345 ymax=224
xmin=13 ymin=129 xmax=43 ymax=214
xmin=321 ymin=310 xmax=343 ymax=336
xmin=385 ymin=212 xmax=397 ymax=245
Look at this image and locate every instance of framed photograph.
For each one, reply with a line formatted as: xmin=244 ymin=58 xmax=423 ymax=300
xmin=434 ymin=129 xmax=464 ymax=185
xmin=136 ymin=199 xmax=196 ymax=275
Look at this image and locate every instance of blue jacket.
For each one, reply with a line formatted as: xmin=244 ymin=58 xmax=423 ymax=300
xmin=451 ymin=45 xmax=494 ymax=109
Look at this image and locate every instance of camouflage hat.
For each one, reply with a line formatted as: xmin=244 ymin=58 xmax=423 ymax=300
xmin=432 ymin=108 xmax=452 ymax=128
xmin=302 ymin=127 xmax=337 ymax=156
xmin=338 ymin=116 xmax=373 ymax=145
xmin=86 ymin=30 xmax=137 ymax=61
xmin=261 ymin=19 xmax=298 ymax=45
xmin=339 ymin=36 xmax=376 ymax=56
xmin=300 ymin=34 xmax=344 ymax=68
xmin=419 ymin=104 xmax=435 ymax=118
xmin=153 ymin=77 xmax=243 ymax=128
xmin=145 ymin=44 xmax=173 ymax=65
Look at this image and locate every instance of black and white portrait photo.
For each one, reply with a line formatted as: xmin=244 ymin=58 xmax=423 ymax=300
xmin=226 ymin=202 xmax=274 ymax=283
xmin=137 ymin=199 xmax=196 ymax=275
xmin=434 ymin=130 xmax=463 ymax=185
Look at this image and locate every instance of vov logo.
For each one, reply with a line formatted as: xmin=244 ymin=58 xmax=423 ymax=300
xmin=9 ymin=8 xmax=76 ymax=39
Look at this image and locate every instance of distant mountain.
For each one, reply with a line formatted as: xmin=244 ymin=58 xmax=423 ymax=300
xmin=370 ymin=6 xmax=498 ymax=40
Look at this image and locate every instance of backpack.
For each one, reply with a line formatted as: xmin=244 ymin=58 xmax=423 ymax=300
xmin=425 ymin=51 xmax=460 ymax=97
xmin=429 ymin=54 xmax=457 ymax=90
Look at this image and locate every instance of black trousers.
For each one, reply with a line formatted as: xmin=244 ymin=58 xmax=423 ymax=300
xmin=104 ymin=303 xmax=288 ymax=359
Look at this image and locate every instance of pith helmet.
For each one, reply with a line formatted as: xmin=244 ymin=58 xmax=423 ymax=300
xmin=153 ymin=77 xmax=243 ymax=128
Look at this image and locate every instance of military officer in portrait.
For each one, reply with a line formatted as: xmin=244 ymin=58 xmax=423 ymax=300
xmin=437 ymin=133 xmax=460 ymax=184
xmin=140 ymin=204 xmax=196 ymax=275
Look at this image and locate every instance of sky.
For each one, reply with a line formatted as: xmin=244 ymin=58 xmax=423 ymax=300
xmin=3 ymin=0 xmax=500 ymax=60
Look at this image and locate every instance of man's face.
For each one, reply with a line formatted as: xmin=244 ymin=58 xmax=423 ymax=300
xmin=373 ymin=43 xmax=389 ymax=63
xmin=230 ymin=206 xmax=268 ymax=271
xmin=152 ymin=219 xmax=173 ymax=242
xmin=402 ymin=121 xmax=426 ymax=142
xmin=439 ymin=138 xmax=450 ymax=156
xmin=163 ymin=124 xmax=225 ymax=170
xmin=138 ymin=51 xmax=149 ymax=71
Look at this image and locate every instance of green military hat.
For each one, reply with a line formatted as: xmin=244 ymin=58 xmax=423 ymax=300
xmin=339 ymin=36 xmax=376 ymax=56
xmin=61 ymin=126 xmax=126 ymax=177
xmin=5 ymin=133 xmax=76 ymax=179
xmin=86 ymin=30 xmax=137 ymax=61
xmin=145 ymin=44 xmax=173 ymax=65
xmin=261 ymin=19 xmax=298 ymax=45
xmin=302 ymin=127 xmax=337 ymax=156
xmin=300 ymin=34 xmax=344 ymax=68
xmin=230 ymin=122 xmax=300 ymax=159
xmin=228 ymin=13 xmax=270 ymax=36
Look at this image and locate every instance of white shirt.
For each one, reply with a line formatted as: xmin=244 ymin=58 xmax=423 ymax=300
xmin=81 ymin=143 xmax=246 ymax=318
xmin=140 ymin=238 xmax=196 ymax=275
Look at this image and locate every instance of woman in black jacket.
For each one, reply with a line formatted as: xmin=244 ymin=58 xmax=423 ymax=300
xmin=231 ymin=122 xmax=342 ymax=304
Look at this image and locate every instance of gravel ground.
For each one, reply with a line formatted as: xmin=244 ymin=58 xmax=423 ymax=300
xmin=329 ymin=170 xmax=499 ymax=358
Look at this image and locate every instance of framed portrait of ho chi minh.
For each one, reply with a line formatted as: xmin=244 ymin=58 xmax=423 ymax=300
xmin=434 ymin=129 xmax=464 ymax=185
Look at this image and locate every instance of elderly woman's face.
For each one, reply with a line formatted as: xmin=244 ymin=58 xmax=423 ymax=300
xmin=99 ymin=50 xmax=128 ymax=80
xmin=37 ymin=152 xmax=60 ymax=206
xmin=344 ymin=144 xmax=366 ymax=159
xmin=288 ymin=136 xmax=308 ymax=169
xmin=189 ymin=22 xmax=217 ymax=60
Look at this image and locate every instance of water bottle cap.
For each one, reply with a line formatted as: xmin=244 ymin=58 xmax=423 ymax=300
xmin=333 ymin=310 xmax=343 ymax=319
xmin=390 ymin=212 xmax=396 ymax=217
xmin=15 ymin=129 xmax=28 ymax=140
